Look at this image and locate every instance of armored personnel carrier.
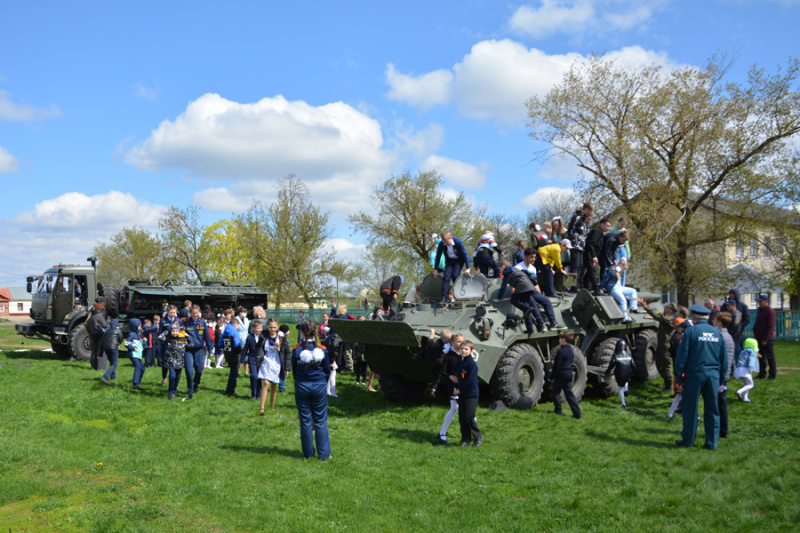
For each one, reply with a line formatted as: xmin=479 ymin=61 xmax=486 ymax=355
xmin=16 ymin=258 xmax=269 ymax=361
xmin=331 ymin=272 xmax=662 ymax=409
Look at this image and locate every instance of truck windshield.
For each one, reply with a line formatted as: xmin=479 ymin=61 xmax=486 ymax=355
xmin=36 ymin=273 xmax=55 ymax=294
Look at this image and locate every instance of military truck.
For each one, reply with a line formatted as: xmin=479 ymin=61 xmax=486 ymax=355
xmin=331 ymin=272 xmax=662 ymax=409
xmin=16 ymin=257 xmax=269 ymax=361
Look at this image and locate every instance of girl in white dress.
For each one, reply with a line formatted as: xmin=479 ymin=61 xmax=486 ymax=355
xmin=259 ymin=318 xmax=283 ymax=414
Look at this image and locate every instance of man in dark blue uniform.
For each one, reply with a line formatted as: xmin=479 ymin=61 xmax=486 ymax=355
xmin=674 ymin=304 xmax=728 ymax=450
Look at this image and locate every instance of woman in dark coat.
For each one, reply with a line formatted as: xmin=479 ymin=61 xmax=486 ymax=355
xmin=292 ymin=321 xmax=332 ymax=460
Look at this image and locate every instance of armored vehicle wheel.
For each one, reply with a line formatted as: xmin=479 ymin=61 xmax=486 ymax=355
xmin=378 ymin=373 xmax=426 ymax=403
xmin=492 ymin=343 xmax=545 ymax=409
xmin=632 ymin=329 xmax=659 ymax=382
xmin=97 ymin=281 xmax=118 ymax=317
xmin=70 ymin=324 xmax=92 ymax=361
xmin=591 ymin=337 xmax=621 ymax=397
xmin=545 ymin=344 xmax=588 ymax=402
xmin=51 ymin=342 xmax=71 ymax=358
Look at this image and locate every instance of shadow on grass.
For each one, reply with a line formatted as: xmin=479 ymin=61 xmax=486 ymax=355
xmin=2 ymin=349 xmax=64 ymax=361
xmin=220 ymin=444 xmax=304 ymax=458
xmin=381 ymin=427 xmax=437 ymax=444
xmin=584 ymin=429 xmax=675 ymax=449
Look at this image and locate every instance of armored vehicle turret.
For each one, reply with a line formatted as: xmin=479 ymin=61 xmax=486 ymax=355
xmin=331 ymin=272 xmax=661 ymax=409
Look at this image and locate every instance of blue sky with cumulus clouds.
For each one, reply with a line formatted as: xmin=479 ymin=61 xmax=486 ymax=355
xmin=0 ymin=0 xmax=798 ymax=284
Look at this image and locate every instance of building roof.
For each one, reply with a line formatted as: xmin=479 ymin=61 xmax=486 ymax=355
xmin=0 ymin=287 xmax=31 ymax=301
xmin=724 ymin=264 xmax=783 ymax=294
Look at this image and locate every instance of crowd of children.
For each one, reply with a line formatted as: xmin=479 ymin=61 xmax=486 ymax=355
xmin=93 ymin=303 xmax=380 ymax=406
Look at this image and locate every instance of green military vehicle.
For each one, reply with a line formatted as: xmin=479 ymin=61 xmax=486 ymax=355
xmin=16 ymin=257 xmax=269 ymax=361
xmin=331 ymin=272 xmax=662 ymax=409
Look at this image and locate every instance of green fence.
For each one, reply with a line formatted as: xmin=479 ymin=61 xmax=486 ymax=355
xmin=742 ymin=310 xmax=800 ymax=341
xmin=265 ymin=307 xmax=370 ymax=324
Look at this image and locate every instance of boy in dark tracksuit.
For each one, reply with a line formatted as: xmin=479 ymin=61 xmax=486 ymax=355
xmin=551 ymin=332 xmax=582 ymax=419
xmin=453 ymin=340 xmax=483 ymax=447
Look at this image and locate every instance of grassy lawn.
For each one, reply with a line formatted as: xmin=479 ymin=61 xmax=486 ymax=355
xmin=0 ymin=341 xmax=798 ymax=532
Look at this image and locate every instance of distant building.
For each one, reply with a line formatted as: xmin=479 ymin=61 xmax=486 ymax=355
xmin=0 ymin=286 xmax=32 ymax=317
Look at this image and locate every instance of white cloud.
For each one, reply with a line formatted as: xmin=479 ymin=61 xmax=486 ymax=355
xmin=420 ymin=155 xmax=487 ymax=189
xmin=192 ymin=186 xmax=253 ymax=212
xmin=453 ymin=39 xmax=582 ymax=123
xmin=321 ymin=238 xmax=368 ymax=265
xmin=509 ymin=1 xmax=665 ymax=39
xmin=385 ymin=40 xmax=679 ymax=125
xmin=125 ymin=93 xmax=398 ymax=212
xmin=125 ymin=93 xmax=392 ymax=181
xmin=0 ymin=191 xmax=167 ymax=284
xmin=521 ymin=186 xmax=575 ymax=207
xmin=390 ymin=121 xmax=444 ymax=158
xmin=440 ymin=187 xmax=478 ymax=207
xmin=134 ymin=82 xmax=159 ymax=100
xmin=11 ymin=191 xmax=165 ymax=230
xmin=0 ymin=145 xmax=19 ymax=173
xmin=0 ymin=89 xmax=61 ymax=121
xmin=385 ymin=64 xmax=454 ymax=110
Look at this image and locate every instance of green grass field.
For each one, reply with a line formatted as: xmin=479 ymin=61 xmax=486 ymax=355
xmin=1 ymin=340 xmax=798 ymax=532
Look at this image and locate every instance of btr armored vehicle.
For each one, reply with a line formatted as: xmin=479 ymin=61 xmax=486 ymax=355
xmin=331 ymin=272 xmax=662 ymax=409
xmin=16 ymin=258 xmax=269 ymax=361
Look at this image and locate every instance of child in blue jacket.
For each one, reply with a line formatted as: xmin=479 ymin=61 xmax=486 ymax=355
xmin=125 ymin=318 xmax=145 ymax=390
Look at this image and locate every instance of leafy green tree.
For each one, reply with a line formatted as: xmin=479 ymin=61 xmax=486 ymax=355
xmin=94 ymin=226 xmax=179 ymax=286
xmin=203 ymin=219 xmax=257 ymax=283
xmin=237 ymin=175 xmax=331 ymax=308
xmin=158 ymin=206 xmax=211 ymax=283
xmin=527 ymin=55 xmax=800 ymax=304
xmin=349 ymin=169 xmax=487 ymax=283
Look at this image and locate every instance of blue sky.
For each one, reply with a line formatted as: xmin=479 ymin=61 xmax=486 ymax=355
xmin=1 ymin=0 xmax=798 ymax=285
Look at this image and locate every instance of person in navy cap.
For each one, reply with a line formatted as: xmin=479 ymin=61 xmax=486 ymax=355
xmin=673 ymin=304 xmax=728 ymax=449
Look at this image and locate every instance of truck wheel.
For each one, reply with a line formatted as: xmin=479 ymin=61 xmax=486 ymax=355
xmin=378 ymin=373 xmax=426 ymax=403
xmin=492 ymin=343 xmax=544 ymax=409
xmin=591 ymin=337 xmax=621 ymax=397
xmin=545 ymin=345 xmax=588 ymax=402
xmin=632 ymin=329 xmax=659 ymax=382
xmin=51 ymin=342 xmax=71 ymax=359
xmin=97 ymin=281 xmax=118 ymax=317
xmin=70 ymin=324 xmax=92 ymax=361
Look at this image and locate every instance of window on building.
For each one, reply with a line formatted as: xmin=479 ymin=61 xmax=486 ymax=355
xmin=661 ymin=287 xmax=671 ymax=304
xmin=0 ymin=305 xmax=5 ymax=313
xmin=776 ymin=240 xmax=784 ymax=259
xmin=735 ymin=240 xmax=744 ymax=258
xmin=764 ymin=238 xmax=771 ymax=259
xmin=751 ymin=293 xmax=759 ymax=308
xmin=750 ymin=238 xmax=758 ymax=258
xmin=17 ymin=303 xmax=24 ymax=312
